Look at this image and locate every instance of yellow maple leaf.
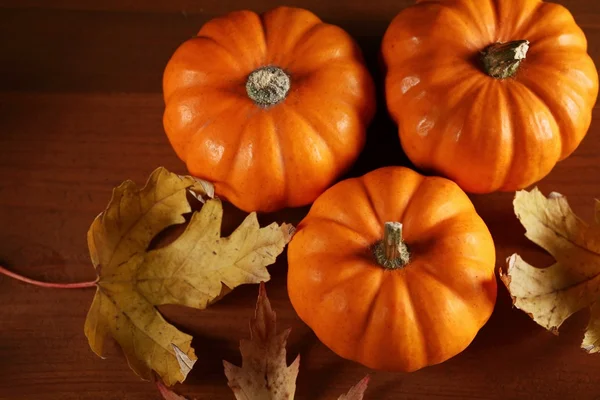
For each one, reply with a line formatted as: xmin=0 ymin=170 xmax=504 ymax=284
xmin=500 ymin=188 xmax=600 ymax=352
xmin=84 ymin=167 xmax=293 ymax=386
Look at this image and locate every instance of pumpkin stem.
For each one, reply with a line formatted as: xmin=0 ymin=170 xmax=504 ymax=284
xmin=374 ymin=222 xmax=410 ymax=270
xmin=246 ymin=66 xmax=290 ymax=107
xmin=480 ymin=40 xmax=530 ymax=79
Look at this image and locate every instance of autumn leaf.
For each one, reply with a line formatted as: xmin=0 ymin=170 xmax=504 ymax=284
xmin=224 ymin=282 xmax=300 ymax=400
xmin=500 ymin=188 xmax=600 ymax=352
xmin=338 ymin=376 xmax=370 ymax=400
xmin=84 ymin=167 xmax=294 ymax=386
xmin=157 ymin=381 xmax=189 ymax=400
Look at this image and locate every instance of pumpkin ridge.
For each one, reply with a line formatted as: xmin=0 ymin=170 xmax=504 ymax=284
xmin=413 ymin=209 xmax=480 ymax=249
xmin=499 ymin=83 xmax=524 ymax=189
xmin=281 ymin=105 xmax=336 ymax=163
xmin=356 ymin=272 xmax=386 ymax=364
xmin=418 ymin=260 xmax=479 ymax=310
xmin=515 ymin=74 xmax=575 ymax=158
xmin=202 ymin=10 xmax=267 ymax=69
xmin=520 ymin=3 xmax=585 ymax=51
xmin=408 ymin=179 xmax=476 ymax=233
xmin=269 ymin=110 xmax=289 ymax=207
xmin=183 ymin=102 xmax=249 ymax=178
xmin=479 ymin=1 xmax=498 ymax=39
xmin=427 ymin=72 xmax=482 ymax=143
xmin=289 ymin=20 xmax=328 ymax=59
xmin=262 ymin=7 xmax=321 ymax=64
xmin=495 ymin=83 xmax=519 ymax=189
xmin=301 ymin=217 xmax=371 ymax=246
xmin=513 ymin=0 xmax=546 ymax=40
xmin=435 ymin=2 xmax=487 ymax=49
xmin=162 ymin=41 xmax=239 ymax=102
xmin=219 ymin=111 xmax=257 ymax=197
xmin=398 ymin=275 xmax=428 ymax=369
xmin=163 ymin=92 xmax=232 ymax=159
xmin=288 ymin=25 xmax=361 ymax=75
xmin=193 ymin=36 xmax=245 ymax=73
xmin=295 ymin=62 xmax=373 ymax=116
xmin=189 ymin=96 xmax=243 ymax=139
xmin=490 ymin=0 xmax=500 ymax=36
xmin=460 ymin=0 xmax=496 ymax=41
xmin=449 ymin=79 xmax=498 ymax=190
xmin=406 ymin=265 xmax=484 ymax=366
xmin=503 ymin=83 xmax=552 ymax=188
xmin=316 ymin=264 xmax=378 ymax=307
xmin=288 ymin=101 xmax=345 ymax=159
xmin=396 ymin=174 xmax=427 ymax=226
xmin=359 ymin=178 xmax=384 ymax=225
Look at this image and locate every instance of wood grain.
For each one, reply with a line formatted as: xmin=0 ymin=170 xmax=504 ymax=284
xmin=0 ymin=1 xmax=599 ymax=399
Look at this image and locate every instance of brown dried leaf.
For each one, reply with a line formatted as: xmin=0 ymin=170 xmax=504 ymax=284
xmin=84 ymin=167 xmax=292 ymax=386
xmin=500 ymin=188 xmax=600 ymax=352
xmin=223 ymin=282 xmax=300 ymax=400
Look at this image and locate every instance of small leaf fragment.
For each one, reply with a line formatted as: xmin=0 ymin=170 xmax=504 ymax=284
xmin=157 ymin=381 xmax=189 ymax=400
xmin=173 ymin=344 xmax=196 ymax=377
xmin=338 ymin=376 xmax=370 ymax=400
xmin=84 ymin=167 xmax=292 ymax=385
xmin=224 ymin=282 xmax=300 ymax=400
xmin=500 ymin=188 xmax=600 ymax=351
xmin=182 ymin=174 xmax=214 ymax=202
xmin=583 ymin=302 xmax=600 ymax=353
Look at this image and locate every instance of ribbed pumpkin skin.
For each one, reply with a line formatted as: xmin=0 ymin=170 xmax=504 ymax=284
xmin=163 ymin=7 xmax=376 ymax=212
xmin=287 ymin=166 xmax=497 ymax=371
xmin=381 ymin=0 xmax=598 ymax=193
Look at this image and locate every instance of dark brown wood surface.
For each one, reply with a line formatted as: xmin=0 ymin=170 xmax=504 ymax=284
xmin=1 ymin=1 xmax=599 ymax=399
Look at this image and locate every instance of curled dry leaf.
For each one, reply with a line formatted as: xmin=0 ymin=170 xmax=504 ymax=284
xmin=85 ymin=167 xmax=293 ymax=386
xmin=500 ymin=188 xmax=600 ymax=352
xmin=338 ymin=376 xmax=370 ymax=400
xmin=224 ymin=282 xmax=300 ymax=400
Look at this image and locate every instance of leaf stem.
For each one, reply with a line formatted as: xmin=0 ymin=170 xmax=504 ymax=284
xmin=0 ymin=265 xmax=97 ymax=289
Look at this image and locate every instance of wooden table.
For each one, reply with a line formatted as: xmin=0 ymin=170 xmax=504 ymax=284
xmin=1 ymin=1 xmax=599 ymax=399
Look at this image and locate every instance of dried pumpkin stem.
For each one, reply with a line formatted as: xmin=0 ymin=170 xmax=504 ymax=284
xmin=480 ymin=40 xmax=530 ymax=79
xmin=246 ymin=66 xmax=290 ymax=107
xmin=374 ymin=222 xmax=410 ymax=270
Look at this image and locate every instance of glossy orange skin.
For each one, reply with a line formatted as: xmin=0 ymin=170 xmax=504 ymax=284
xmin=382 ymin=0 xmax=599 ymax=193
xmin=287 ymin=166 xmax=497 ymax=371
xmin=163 ymin=7 xmax=375 ymax=212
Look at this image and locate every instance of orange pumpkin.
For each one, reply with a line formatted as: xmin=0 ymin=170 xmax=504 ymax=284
xmin=163 ymin=6 xmax=376 ymax=213
xmin=381 ymin=0 xmax=599 ymax=193
xmin=287 ymin=166 xmax=496 ymax=371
